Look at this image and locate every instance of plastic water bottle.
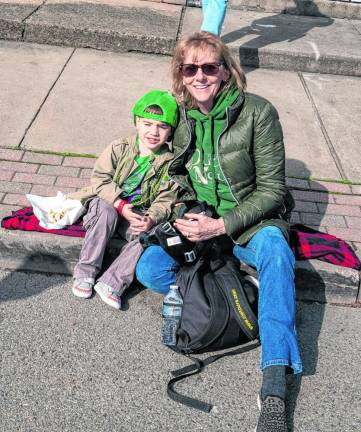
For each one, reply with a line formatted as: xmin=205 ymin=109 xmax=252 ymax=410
xmin=161 ymin=285 xmax=183 ymax=346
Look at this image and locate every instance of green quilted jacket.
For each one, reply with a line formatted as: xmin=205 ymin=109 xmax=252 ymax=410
xmin=168 ymin=92 xmax=294 ymax=245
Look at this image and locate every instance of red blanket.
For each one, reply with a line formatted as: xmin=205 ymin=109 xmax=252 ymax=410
xmin=290 ymin=223 xmax=360 ymax=271
xmin=1 ymin=207 xmax=86 ymax=238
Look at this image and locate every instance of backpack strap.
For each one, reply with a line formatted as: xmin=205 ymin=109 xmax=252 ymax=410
xmin=167 ymin=355 xmax=210 ymax=412
xmin=167 ymin=341 xmax=260 ymax=413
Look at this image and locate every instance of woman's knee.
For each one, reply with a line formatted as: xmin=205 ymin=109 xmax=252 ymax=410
xmin=254 ymin=227 xmax=295 ymax=269
xmin=136 ymin=246 xmax=178 ymax=295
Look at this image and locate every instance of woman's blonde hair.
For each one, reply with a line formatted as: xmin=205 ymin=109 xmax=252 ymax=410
xmin=171 ymin=32 xmax=247 ymax=109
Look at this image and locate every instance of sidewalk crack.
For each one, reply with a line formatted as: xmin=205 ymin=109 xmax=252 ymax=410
xmin=176 ymin=6 xmax=187 ymax=42
xmin=21 ymin=0 xmax=47 ymax=40
xmin=22 ymin=0 xmax=46 ymax=23
xmin=17 ymin=48 xmax=77 ymax=150
xmin=297 ymin=71 xmax=347 ymax=180
xmin=350 ymin=20 xmax=361 ymax=37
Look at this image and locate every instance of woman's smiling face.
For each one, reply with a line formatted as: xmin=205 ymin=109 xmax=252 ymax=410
xmin=182 ymin=48 xmax=229 ymax=114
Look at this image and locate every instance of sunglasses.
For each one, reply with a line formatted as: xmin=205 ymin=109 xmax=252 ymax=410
xmin=179 ymin=62 xmax=224 ymax=78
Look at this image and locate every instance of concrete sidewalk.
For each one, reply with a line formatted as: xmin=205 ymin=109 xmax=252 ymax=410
xmin=1 ymin=0 xmax=361 ymax=309
xmin=1 ymin=269 xmax=360 ymax=432
xmin=1 ymin=0 xmax=361 ymax=75
xmin=1 ymin=144 xmax=360 ymax=304
xmin=0 ymin=39 xmax=360 ymax=305
xmin=1 ymin=42 xmax=360 ymax=181
xmin=0 ymin=9 xmax=360 ymax=432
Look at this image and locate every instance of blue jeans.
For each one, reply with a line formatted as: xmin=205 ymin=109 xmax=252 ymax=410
xmin=201 ymin=0 xmax=228 ymax=36
xmin=136 ymin=226 xmax=303 ymax=374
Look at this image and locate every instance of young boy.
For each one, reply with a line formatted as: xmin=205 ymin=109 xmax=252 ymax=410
xmin=68 ymin=90 xmax=179 ymax=310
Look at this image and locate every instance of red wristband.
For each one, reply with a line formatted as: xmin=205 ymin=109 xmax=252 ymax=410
xmin=116 ymin=199 xmax=128 ymax=216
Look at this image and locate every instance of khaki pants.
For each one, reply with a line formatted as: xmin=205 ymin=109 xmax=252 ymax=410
xmin=73 ymin=197 xmax=144 ymax=294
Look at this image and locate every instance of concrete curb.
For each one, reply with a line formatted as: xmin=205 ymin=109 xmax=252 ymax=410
xmin=0 ymin=2 xmax=183 ymax=55
xmin=1 ymin=2 xmax=361 ymax=76
xmin=0 ymin=219 xmax=359 ymax=306
xmin=229 ymin=0 xmax=361 ymax=20
xmin=235 ymin=47 xmax=361 ymax=76
xmin=172 ymin=0 xmax=361 ymax=20
xmin=0 ymin=219 xmax=126 ymax=276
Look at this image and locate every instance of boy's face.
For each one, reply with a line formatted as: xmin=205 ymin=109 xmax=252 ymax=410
xmin=136 ymin=117 xmax=172 ymax=154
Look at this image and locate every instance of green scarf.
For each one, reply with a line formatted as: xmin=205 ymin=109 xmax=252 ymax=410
xmin=187 ymin=87 xmax=240 ymax=211
xmin=119 ymin=138 xmax=168 ymax=208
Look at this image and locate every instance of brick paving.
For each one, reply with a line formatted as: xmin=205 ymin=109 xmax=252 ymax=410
xmin=0 ymin=149 xmax=360 ymax=256
xmin=0 ymin=149 xmax=95 ymax=211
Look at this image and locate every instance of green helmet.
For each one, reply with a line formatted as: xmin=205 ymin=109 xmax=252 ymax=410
xmin=132 ymin=90 xmax=178 ymax=128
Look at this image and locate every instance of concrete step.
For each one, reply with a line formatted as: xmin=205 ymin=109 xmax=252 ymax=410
xmin=159 ymin=0 xmax=361 ymax=20
xmin=0 ymin=210 xmax=126 ymax=275
xmin=0 ymin=0 xmax=183 ymax=55
xmin=184 ymin=7 xmax=361 ymax=76
xmin=227 ymin=0 xmax=361 ymax=20
xmin=0 ymin=212 xmax=359 ymax=306
xmin=1 ymin=1 xmax=361 ymax=76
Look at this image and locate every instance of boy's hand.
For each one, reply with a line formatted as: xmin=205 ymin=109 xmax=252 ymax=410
xmin=122 ymin=203 xmax=144 ymax=224
xmin=130 ymin=216 xmax=155 ymax=234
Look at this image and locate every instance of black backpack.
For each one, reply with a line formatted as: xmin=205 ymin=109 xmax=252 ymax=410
xmin=139 ymin=202 xmax=260 ymax=412
xmin=168 ymin=250 xmax=260 ymax=412
xmin=139 ymin=200 xmax=216 ymax=266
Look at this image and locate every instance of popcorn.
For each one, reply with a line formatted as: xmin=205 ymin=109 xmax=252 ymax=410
xmin=47 ymin=208 xmax=67 ymax=223
xmin=26 ymin=191 xmax=85 ymax=229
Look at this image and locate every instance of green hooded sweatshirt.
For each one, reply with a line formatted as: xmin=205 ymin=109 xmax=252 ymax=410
xmin=187 ymin=88 xmax=240 ymax=216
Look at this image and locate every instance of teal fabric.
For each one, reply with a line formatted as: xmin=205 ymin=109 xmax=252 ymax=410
xmin=201 ymin=0 xmax=228 ymax=35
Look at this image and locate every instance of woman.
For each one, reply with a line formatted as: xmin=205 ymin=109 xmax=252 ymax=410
xmin=136 ymin=32 xmax=302 ymax=432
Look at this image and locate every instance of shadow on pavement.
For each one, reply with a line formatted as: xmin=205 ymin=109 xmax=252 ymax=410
xmin=286 ymin=159 xmax=328 ymax=431
xmin=0 ymin=247 xmax=147 ymax=316
xmin=0 ymin=253 xmax=69 ymax=304
xmin=221 ymin=3 xmax=333 ymax=73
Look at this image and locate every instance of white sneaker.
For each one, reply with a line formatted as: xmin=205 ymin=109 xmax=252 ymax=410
xmin=72 ymin=278 xmax=94 ymax=299
xmin=94 ymin=282 xmax=122 ymax=310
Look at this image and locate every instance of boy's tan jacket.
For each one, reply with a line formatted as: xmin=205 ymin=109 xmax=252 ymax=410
xmin=67 ymin=136 xmax=179 ymax=224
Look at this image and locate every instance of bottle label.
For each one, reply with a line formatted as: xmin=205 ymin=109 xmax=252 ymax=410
xmin=162 ymin=304 xmax=182 ymax=319
xmin=161 ymin=318 xmax=178 ymax=346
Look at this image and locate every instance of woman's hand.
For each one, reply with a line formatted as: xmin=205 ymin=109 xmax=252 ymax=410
xmin=129 ymin=216 xmax=155 ymax=234
xmin=174 ymin=213 xmax=226 ymax=242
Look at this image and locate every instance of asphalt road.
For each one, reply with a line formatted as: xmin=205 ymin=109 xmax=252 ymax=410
xmin=0 ymin=269 xmax=360 ymax=432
